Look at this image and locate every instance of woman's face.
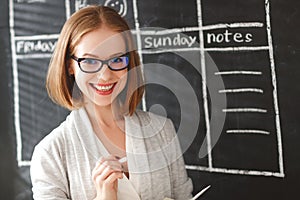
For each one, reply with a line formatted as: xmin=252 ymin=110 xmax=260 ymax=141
xmin=70 ymin=26 xmax=128 ymax=108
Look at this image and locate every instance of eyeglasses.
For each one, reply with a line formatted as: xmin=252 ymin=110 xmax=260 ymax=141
xmin=71 ymin=53 xmax=130 ymax=73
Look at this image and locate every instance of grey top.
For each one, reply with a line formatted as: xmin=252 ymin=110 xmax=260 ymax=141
xmin=30 ymin=108 xmax=193 ymax=200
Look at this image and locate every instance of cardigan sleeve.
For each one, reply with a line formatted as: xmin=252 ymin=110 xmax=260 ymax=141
xmin=165 ymin=119 xmax=194 ymax=200
xmin=171 ymin=155 xmax=194 ymax=200
xmin=30 ymin=144 xmax=70 ymax=200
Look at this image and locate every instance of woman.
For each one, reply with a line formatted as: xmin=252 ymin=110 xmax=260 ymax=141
xmin=30 ymin=5 xmax=193 ymax=200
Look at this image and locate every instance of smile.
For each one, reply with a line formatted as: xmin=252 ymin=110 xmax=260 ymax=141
xmin=94 ymin=83 xmax=114 ymax=91
xmin=90 ymin=83 xmax=116 ymax=95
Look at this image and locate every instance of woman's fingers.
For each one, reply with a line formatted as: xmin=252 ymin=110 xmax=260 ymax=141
xmin=92 ymin=155 xmax=124 ymax=185
xmin=92 ymin=155 xmax=125 ymax=200
xmin=93 ymin=156 xmax=121 ymax=173
xmin=103 ymin=171 xmax=123 ymax=187
xmin=95 ymin=155 xmax=118 ymax=169
xmin=93 ymin=163 xmax=122 ymax=183
xmin=93 ymin=159 xmax=123 ymax=175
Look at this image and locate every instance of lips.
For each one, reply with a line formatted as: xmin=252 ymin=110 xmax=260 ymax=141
xmin=90 ymin=82 xmax=116 ymax=95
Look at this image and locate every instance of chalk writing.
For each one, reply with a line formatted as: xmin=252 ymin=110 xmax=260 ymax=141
xmin=16 ymin=40 xmax=56 ymax=55
xmin=10 ymin=0 xmax=284 ymax=180
xmin=206 ymin=29 xmax=253 ymax=44
xmin=143 ymin=34 xmax=197 ymax=49
xmin=104 ymin=0 xmax=128 ymax=17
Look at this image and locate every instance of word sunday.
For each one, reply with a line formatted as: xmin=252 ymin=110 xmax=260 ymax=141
xmin=16 ymin=40 xmax=57 ymax=54
xmin=143 ymin=33 xmax=197 ymax=49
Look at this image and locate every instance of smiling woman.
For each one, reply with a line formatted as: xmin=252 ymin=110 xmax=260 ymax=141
xmin=46 ymin=6 xmax=143 ymax=115
xmin=30 ymin=5 xmax=193 ymax=200
xmin=67 ymin=26 xmax=129 ymax=108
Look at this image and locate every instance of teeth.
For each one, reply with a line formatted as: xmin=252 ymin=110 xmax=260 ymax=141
xmin=94 ymin=84 xmax=114 ymax=91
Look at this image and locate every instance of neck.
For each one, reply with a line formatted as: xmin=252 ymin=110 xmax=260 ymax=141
xmin=84 ymin=101 xmax=123 ymax=129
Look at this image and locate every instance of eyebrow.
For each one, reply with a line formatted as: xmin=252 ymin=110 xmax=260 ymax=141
xmin=81 ymin=52 xmax=125 ymax=59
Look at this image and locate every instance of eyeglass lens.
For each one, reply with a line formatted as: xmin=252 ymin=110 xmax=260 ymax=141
xmin=79 ymin=55 xmax=129 ymax=72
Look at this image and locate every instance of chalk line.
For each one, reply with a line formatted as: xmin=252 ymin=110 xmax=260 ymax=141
xmin=15 ymin=46 xmax=270 ymax=59
xmin=16 ymin=54 xmax=53 ymax=59
xmin=16 ymin=0 xmax=46 ymax=3
xmin=135 ymin=22 xmax=263 ymax=35
xmin=196 ymin=0 xmax=213 ymax=170
xmin=202 ymin=22 xmax=264 ymax=30
xmin=12 ymin=0 xmax=70 ymax=167
xmin=141 ymin=47 xmax=201 ymax=54
xmin=206 ymin=46 xmax=269 ymax=51
xmin=141 ymin=46 xmax=269 ymax=54
xmin=226 ymin=129 xmax=270 ymax=135
xmin=222 ymin=108 xmax=267 ymax=113
xmin=191 ymin=185 xmax=211 ymax=200
xmin=265 ymin=0 xmax=284 ymax=176
xmin=65 ymin=0 xmax=71 ymax=19
xmin=215 ymin=71 xmax=262 ymax=75
xmin=132 ymin=0 xmax=147 ymax=112
xmin=219 ymin=88 xmax=263 ymax=94
xmin=9 ymin=0 xmax=23 ymax=167
xmin=15 ymin=34 xmax=59 ymax=41
xmin=18 ymin=160 xmax=31 ymax=167
xmin=185 ymin=165 xmax=284 ymax=178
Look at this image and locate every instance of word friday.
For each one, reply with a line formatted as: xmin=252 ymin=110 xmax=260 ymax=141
xmin=144 ymin=34 xmax=197 ymax=48
xmin=16 ymin=40 xmax=56 ymax=54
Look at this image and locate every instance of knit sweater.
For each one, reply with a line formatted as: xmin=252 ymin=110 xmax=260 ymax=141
xmin=30 ymin=108 xmax=193 ymax=200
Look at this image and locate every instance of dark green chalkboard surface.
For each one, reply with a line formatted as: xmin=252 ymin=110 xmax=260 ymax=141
xmin=1 ymin=0 xmax=299 ymax=199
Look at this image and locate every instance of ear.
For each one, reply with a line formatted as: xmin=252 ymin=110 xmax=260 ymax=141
xmin=68 ymin=65 xmax=74 ymax=75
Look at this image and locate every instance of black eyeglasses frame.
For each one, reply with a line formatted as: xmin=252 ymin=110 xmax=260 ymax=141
xmin=70 ymin=53 xmax=130 ymax=73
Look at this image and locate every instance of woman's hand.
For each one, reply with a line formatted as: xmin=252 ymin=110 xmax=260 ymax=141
xmin=92 ymin=155 xmax=124 ymax=200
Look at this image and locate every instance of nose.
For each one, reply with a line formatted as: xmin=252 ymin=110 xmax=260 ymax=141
xmin=96 ymin=64 xmax=113 ymax=81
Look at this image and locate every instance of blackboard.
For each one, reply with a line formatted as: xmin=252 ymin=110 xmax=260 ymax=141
xmin=1 ymin=0 xmax=300 ymax=199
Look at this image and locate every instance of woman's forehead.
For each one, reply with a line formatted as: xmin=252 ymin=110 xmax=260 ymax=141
xmin=75 ymin=27 xmax=126 ymax=58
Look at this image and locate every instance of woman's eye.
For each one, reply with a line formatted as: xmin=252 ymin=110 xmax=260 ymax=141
xmin=111 ymin=57 xmax=123 ymax=63
xmin=82 ymin=58 xmax=98 ymax=65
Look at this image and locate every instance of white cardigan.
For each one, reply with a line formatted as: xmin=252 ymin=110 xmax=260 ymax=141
xmin=30 ymin=108 xmax=193 ymax=200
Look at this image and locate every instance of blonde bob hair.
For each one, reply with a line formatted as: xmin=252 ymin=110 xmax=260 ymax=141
xmin=46 ymin=5 xmax=144 ymax=116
